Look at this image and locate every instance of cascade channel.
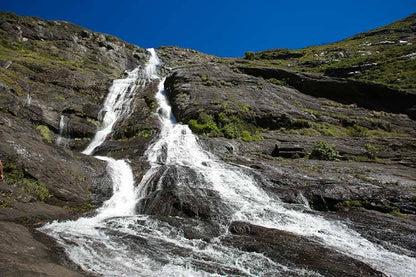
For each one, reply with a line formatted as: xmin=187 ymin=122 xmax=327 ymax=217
xmin=40 ymin=49 xmax=416 ymax=277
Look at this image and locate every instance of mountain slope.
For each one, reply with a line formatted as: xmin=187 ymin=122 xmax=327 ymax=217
xmin=240 ymin=14 xmax=416 ymax=92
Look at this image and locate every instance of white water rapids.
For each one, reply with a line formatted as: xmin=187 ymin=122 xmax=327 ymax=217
xmin=40 ymin=49 xmax=416 ymax=277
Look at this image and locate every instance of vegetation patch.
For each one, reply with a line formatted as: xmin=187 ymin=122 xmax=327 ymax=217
xmin=188 ymin=111 xmax=262 ymax=141
xmin=309 ymin=140 xmax=339 ymax=161
xmin=199 ymin=74 xmax=215 ymax=86
xmin=87 ymin=117 xmax=101 ymax=127
xmin=137 ymin=128 xmax=155 ymax=138
xmin=4 ymin=160 xmax=52 ymax=202
xmin=241 ymin=15 xmax=416 ymax=92
xmin=279 ymin=115 xmax=407 ymax=138
xmin=364 ymin=143 xmax=379 ymax=159
xmin=334 ymin=200 xmax=362 ymax=210
xmin=36 ymin=125 xmax=52 ymax=143
xmin=381 ymin=205 xmax=404 ymax=217
xmin=63 ymin=203 xmax=94 ymax=212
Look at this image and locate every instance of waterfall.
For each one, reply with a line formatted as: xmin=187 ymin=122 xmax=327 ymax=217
xmin=40 ymin=49 xmax=416 ymax=277
xmin=56 ymin=115 xmax=69 ymax=146
xmin=82 ymin=67 xmax=141 ymax=155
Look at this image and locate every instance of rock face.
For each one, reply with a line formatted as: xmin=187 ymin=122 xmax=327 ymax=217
xmin=238 ymin=66 xmax=416 ymax=119
xmin=0 ymin=11 xmax=158 ymax=219
xmin=223 ymin=221 xmax=384 ymax=276
xmin=160 ymin=51 xmax=416 ymax=272
xmin=164 ymin=63 xmax=315 ymax=130
xmin=0 ymin=12 xmax=158 ymax=275
xmin=137 ymin=164 xmax=232 ymax=228
xmin=0 ymin=221 xmax=84 ymax=276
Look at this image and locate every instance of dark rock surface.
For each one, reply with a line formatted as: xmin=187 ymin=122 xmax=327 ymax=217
xmin=238 ymin=66 xmax=416 ymax=119
xmin=0 ymin=221 xmax=85 ymax=276
xmin=164 ymin=63 xmax=313 ymax=130
xmin=222 ymin=221 xmax=385 ymax=276
xmin=137 ymin=164 xmax=232 ymax=228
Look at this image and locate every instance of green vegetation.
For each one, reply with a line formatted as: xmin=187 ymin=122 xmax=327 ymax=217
xmin=382 ymin=205 xmax=404 ymax=217
xmin=0 ymin=201 xmax=10 ymax=208
xmin=188 ymin=111 xmax=262 ymax=141
xmin=309 ymin=140 xmax=339 ymax=161
xmin=266 ymin=78 xmax=289 ymax=86
xmin=279 ymin=110 xmax=408 ymax=138
xmin=364 ymin=143 xmax=379 ymax=159
xmin=199 ymin=74 xmax=215 ymax=86
xmin=4 ymin=160 xmax=52 ymax=202
xmin=137 ymin=128 xmax=155 ymax=138
xmin=63 ymin=203 xmax=94 ymax=212
xmin=240 ymin=15 xmax=416 ymax=92
xmin=36 ymin=125 xmax=52 ymax=143
xmin=87 ymin=117 xmax=101 ymax=127
xmin=245 ymin=51 xmax=255 ymax=60
xmin=334 ymin=200 xmax=362 ymax=210
xmin=22 ymin=180 xmax=51 ymax=202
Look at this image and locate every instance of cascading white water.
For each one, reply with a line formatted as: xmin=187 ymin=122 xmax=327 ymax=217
xmin=82 ymin=67 xmax=141 ymax=155
xmin=56 ymin=115 xmax=69 ymax=145
xmin=40 ymin=49 xmax=416 ymax=277
xmin=139 ymin=73 xmax=416 ymax=277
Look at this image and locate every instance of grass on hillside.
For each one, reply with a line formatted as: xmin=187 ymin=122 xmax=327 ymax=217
xmin=240 ymin=14 xmax=416 ymax=92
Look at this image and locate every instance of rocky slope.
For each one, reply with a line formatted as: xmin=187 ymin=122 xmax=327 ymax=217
xmin=241 ymin=13 xmax=416 ymax=92
xmin=158 ymin=16 xmax=416 ymax=274
xmin=0 ymin=11 xmax=157 ymax=275
xmin=0 ymin=11 xmax=415 ymax=276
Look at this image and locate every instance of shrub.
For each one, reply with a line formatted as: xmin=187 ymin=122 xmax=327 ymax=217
xmin=189 ymin=111 xmax=262 ymax=141
xmin=364 ymin=143 xmax=379 ymax=159
xmin=245 ymin=51 xmax=255 ymax=60
xmin=22 ymin=179 xmax=51 ymax=202
xmin=199 ymin=74 xmax=215 ymax=86
xmin=309 ymin=140 xmax=339 ymax=161
xmin=36 ymin=125 xmax=52 ymax=143
xmin=188 ymin=112 xmax=222 ymax=137
xmin=4 ymin=161 xmax=51 ymax=202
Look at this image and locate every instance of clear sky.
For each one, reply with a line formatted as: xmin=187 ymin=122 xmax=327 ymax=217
xmin=1 ymin=0 xmax=415 ymax=57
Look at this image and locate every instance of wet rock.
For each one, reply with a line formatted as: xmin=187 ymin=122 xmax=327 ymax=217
xmin=152 ymin=215 xmax=222 ymax=241
xmin=329 ymin=209 xmax=416 ymax=257
xmin=137 ymin=165 xmax=232 ymax=226
xmin=82 ymin=103 xmax=101 ymax=119
xmin=0 ymin=221 xmax=84 ymax=276
xmin=223 ymin=221 xmax=385 ymax=277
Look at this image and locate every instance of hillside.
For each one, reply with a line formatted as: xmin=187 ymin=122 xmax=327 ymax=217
xmin=0 ymin=11 xmax=415 ymax=276
xmin=240 ymin=13 xmax=416 ymax=92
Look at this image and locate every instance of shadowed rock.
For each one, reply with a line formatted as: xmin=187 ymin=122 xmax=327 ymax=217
xmin=223 ymin=221 xmax=385 ymax=277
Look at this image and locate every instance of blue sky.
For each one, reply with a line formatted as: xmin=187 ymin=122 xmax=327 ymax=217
xmin=1 ymin=0 xmax=414 ymax=57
